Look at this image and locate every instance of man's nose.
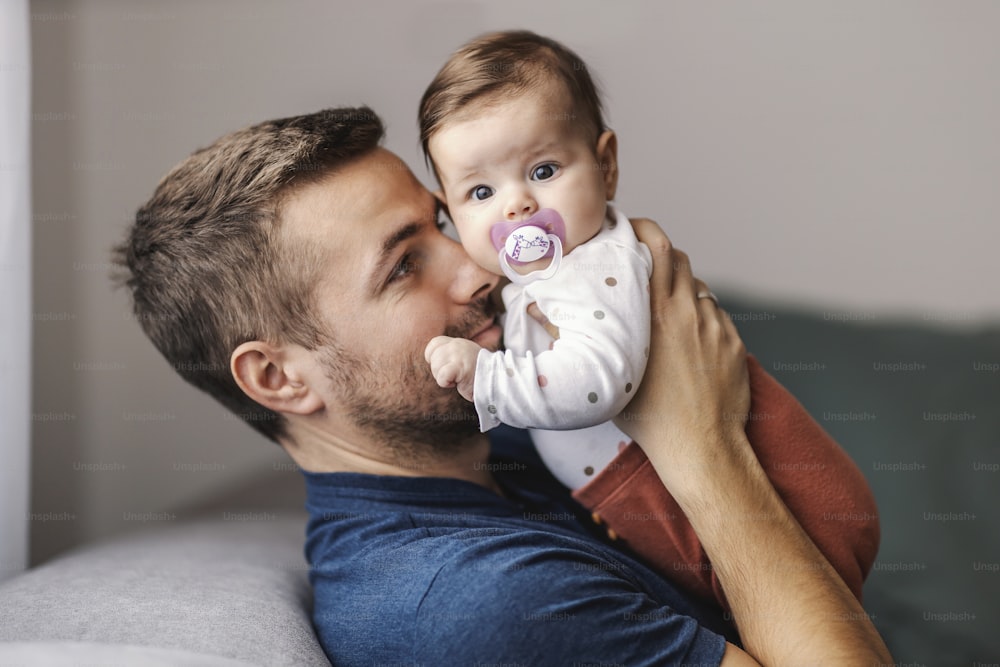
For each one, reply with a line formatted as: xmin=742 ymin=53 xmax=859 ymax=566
xmin=504 ymin=190 xmax=537 ymax=220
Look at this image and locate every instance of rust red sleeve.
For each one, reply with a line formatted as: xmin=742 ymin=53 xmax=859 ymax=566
xmin=572 ymin=355 xmax=880 ymax=612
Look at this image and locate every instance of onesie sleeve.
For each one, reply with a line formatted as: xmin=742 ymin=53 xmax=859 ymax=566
xmin=474 ymin=222 xmax=653 ymax=431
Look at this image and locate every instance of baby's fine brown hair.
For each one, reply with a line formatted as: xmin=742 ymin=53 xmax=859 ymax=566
xmin=419 ymin=30 xmax=606 ymax=175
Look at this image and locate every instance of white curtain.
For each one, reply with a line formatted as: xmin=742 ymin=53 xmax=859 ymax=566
xmin=0 ymin=0 xmax=31 ymax=580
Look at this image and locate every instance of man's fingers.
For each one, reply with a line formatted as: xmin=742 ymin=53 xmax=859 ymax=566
xmin=628 ymin=217 xmax=664 ymax=246
xmin=629 ymin=218 xmax=675 ymax=303
xmin=626 ymin=218 xmax=697 ymax=313
xmin=527 ymin=302 xmax=560 ymax=340
xmin=720 ymin=304 xmax=740 ymax=339
xmin=671 ymin=248 xmax=695 ymax=301
xmin=693 ymin=278 xmax=718 ymax=315
xmin=689 ymin=277 xmax=746 ymax=366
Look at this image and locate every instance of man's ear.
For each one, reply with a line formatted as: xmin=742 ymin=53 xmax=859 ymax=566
xmin=595 ymin=130 xmax=619 ymax=201
xmin=230 ymin=341 xmax=324 ymax=417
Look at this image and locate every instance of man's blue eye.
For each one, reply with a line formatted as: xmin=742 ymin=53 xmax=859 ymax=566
xmin=471 ymin=185 xmax=494 ymax=201
xmin=532 ymin=164 xmax=558 ymax=181
xmin=389 ymin=255 xmax=417 ymax=282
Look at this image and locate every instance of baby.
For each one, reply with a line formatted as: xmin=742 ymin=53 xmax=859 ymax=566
xmin=420 ymin=30 xmax=879 ymax=611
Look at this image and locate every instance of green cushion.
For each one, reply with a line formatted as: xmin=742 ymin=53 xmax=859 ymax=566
xmin=722 ymin=293 xmax=1000 ymax=664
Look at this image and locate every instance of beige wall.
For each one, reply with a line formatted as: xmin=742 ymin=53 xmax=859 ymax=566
xmin=29 ymin=0 xmax=1000 ymax=562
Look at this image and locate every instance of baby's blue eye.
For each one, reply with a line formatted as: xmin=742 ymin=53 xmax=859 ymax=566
xmin=471 ymin=185 xmax=494 ymax=201
xmin=531 ymin=163 xmax=558 ymax=181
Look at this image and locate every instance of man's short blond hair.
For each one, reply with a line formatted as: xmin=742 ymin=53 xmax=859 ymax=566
xmin=114 ymin=108 xmax=384 ymax=442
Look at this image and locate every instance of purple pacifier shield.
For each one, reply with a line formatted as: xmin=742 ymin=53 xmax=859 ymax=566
xmin=489 ymin=209 xmax=566 ymax=266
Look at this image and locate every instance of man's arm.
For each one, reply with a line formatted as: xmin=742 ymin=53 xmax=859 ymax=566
xmin=616 ymin=220 xmax=892 ymax=666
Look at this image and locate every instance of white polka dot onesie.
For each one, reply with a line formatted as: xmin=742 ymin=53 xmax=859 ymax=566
xmin=473 ymin=207 xmax=654 ymax=490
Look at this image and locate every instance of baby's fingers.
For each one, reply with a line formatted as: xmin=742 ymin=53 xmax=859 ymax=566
xmin=527 ymin=302 xmax=560 ymax=340
xmin=424 ymin=335 xmax=455 ymax=364
xmin=431 ymin=360 xmax=463 ymax=389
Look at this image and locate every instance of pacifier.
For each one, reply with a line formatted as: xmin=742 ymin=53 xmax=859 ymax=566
xmin=489 ymin=209 xmax=566 ymax=285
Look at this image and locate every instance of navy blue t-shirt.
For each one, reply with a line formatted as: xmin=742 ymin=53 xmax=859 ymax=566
xmin=305 ymin=426 xmax=737 ymax=666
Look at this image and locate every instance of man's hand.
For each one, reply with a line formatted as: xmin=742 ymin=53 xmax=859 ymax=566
xmin=614 ymin=218 xmax=750 ymax=482
xmin=617 ymin=218 xmax=892 ymax=665
xmin=424 ymin=336 xmax=481 ymax=402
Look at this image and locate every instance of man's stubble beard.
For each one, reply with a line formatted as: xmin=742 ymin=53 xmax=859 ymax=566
xmin=320 ymin=298 xmax=496 ymax=463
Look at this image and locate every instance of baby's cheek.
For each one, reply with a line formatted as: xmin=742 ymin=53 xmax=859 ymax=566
xmin=450 ymin=211 xmax=480 ymax=244
xmin=472 ymin=244 xmax=502 ymax=275
xmin=451 ymin=218 xmax=496 ymax=270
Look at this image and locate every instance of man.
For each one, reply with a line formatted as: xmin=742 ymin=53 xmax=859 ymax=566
xmin=116 ymin=107 xmax=891 ymax=665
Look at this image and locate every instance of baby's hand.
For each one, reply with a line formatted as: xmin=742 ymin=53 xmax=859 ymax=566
xmin=424 ymin=336 xmax=482 ymax=402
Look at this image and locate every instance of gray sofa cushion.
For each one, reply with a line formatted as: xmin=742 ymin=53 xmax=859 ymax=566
xmin=724 ymin=294 xmax=1000 ymax=664
xmin=0 ymin=642 xmax=260 ymax=666
xmin=0 ymin=517 xmax=330 ymax=667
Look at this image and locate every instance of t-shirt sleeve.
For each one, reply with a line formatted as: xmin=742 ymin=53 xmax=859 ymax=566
xmin=411 ymin=538 xmax=726 ymax=667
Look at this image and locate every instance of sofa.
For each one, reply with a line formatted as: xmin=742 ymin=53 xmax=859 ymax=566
xmin=1 ymin=294 xmax=997 ymax=665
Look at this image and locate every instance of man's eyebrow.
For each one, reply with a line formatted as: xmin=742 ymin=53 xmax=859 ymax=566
xmin=369 ymin=220 xmax=422 ymax=294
